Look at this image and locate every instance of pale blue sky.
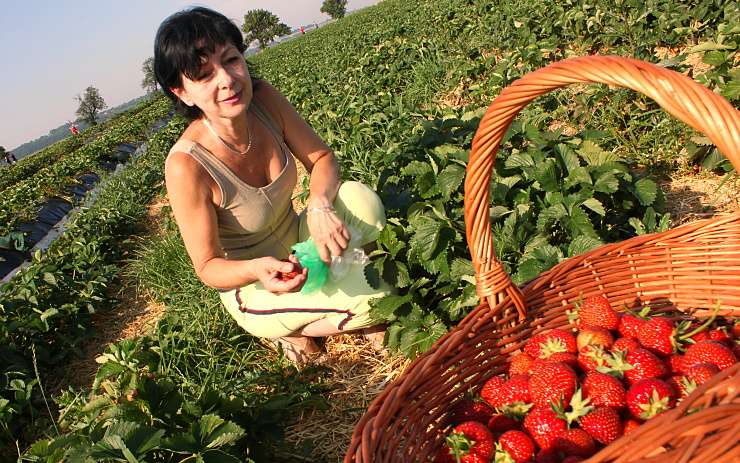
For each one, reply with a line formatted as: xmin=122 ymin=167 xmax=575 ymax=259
xmin=0 ymin=0 xmax=380 ymax=150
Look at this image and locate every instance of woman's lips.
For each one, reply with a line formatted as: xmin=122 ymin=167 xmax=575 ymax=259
xmin=222 ymin=90 xmax=242 ymax=104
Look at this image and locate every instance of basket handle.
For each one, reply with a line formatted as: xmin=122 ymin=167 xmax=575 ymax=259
xmin=464 ymin=55 xmax=740 ymax=318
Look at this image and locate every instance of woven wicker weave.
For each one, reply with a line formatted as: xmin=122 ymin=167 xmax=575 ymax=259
xmin=345 ymin=55 xmax=740 ymax=463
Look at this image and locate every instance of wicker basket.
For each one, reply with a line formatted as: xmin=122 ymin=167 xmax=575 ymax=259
xmin=345 ymin=55 xmax=740 ymax=463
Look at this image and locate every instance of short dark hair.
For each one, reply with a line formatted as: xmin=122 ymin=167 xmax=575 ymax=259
xmin=154 ymin=7 xmax=253 ymax=120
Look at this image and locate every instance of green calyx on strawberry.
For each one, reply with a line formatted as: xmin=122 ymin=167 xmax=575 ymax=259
xmin=525 ymin=329 xmax=577 ymax=359
xmin=441 ymin=421 xmax=495 ymax=463
xmin=626 ymin=378 xmax=676 ymax=420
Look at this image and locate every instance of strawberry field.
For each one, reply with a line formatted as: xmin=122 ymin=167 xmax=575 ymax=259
xmin=1 ymin=0 xmax=738 ymax=462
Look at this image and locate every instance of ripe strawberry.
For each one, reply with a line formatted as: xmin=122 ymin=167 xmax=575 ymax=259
xmin=666 ymin=375 xmax=696 ymax=399
xmin=509 ymin=353 xmax=534 ymax=376
xmin=685 ymin=362 xmax=719 ymax=385
xmin=623 ymin=418 xmax=641 ymax=434
xmin=546 ymin=352 xmax=579 ymax=369
xmin=577 ymin=345 xmax=610 ymax=372
xmin=618 ymin=313 xmax=647 ymax=338
xmin=529 ymin=362 xmax=577 ymax=408
xmin=624 ymin=348 xmax=667 ymax=384
xmin=579 ymin=406 xmax=623 ymax=444
xmin=554 ymin=428 xmax=596 ymax=457
xmin=626 ymin=379 xmax=676 ymax=420
xmin=666 ymin=354 xmax=684 ymax=374
xmin=496 ymin=375 xmax=533 ymax=411
xmin=496 ymin=430 xmax=535 ymax=463
xmin=575 ymin=295 xmax=620 ymax=330
xmin=582 ymin=371 xmax=626 ymax=409
xmin=637 ymin=317 xmax=677 ymax=355
xmin=525 ymin=329 xmax=577 ymax=359
xmin=683 ymin=341 xmax=738 ymax=371
xmin=708 ymin=327 xmax=732 ymax=344
xmin=612 ymin=337 xmax=640 ymax=353
xmin=577 ymin=327 xmax=614 ymax=350
xmin=535 ymin=448 xmax=559 ymax=463
xmin=523 ymin=407 xmax=567 ymax=450
xmin=449 ymin=398 xmax=492 ymax=425
xmin=480 ymin=376 xmax=506 ymax=408
xmin=437 ymin=421 xmax=495 ymax=463
xmin=488 ymin=413 xmax=520 ymax=433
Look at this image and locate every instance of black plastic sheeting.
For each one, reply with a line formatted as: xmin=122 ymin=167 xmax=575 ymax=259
xmin=0 ymin=136 xmax=157 ymax=281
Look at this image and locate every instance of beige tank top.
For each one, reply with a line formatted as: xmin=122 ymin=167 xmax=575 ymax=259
xmin=168 ymin=102 xmax=299 ymax=261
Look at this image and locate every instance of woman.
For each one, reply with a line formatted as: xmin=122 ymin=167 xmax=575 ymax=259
xmin=154 ymin=7 xmax=389 ymax=363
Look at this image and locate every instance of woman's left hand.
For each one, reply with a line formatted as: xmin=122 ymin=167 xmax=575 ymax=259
xmin=306 ymin=206 xmax=350 ymax=263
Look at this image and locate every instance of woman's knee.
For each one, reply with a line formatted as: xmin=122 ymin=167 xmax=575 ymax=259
xmin=335 ymin=181 xmax=386 ymax=245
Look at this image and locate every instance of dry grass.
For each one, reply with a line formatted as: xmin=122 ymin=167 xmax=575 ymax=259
xmin=284 ymin=335 xmax=411 ymax=462
xmin=661 ymin=170 xmax=740 ymax=225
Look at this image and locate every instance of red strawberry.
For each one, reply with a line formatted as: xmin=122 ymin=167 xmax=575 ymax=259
xmin=666 ymin=354 xmax=684 ymax=374
xmin=683 ymin=341 xmax=737 ymax=371
xmin=637 ymin=317 xmax=677 ymax=355
xmin=577 ymin=345 xmax=610 ymax=372
xmin=496 ymin=430 xmax=535 ymax=463
xmin=554 ymin=428 xmax=596 ymax=457
xmin=685 ymin=362 xmax=719 ymax=385
xmin=579 ymin=406 xmax=623 ymax=444
xmin=449 ymin=398 xmax=492 ymax=425
xmin=488 ymin=413 xmax=520 ymax=433
xmin=582 ymin=371 xmax=626 ymax=409
xmin=666 ymin=375 xmax=695 ymax=399
xmin=708 ymin=327 xmax=732 ymax=344
xmin=577 ymin=327 xmax=614 ymax=350
xmin=618 ymin=313 xmax=647 ymax=338
xmin=535 ymin=448 xmax=560 ymax=463
xmin=525 ymin=329 xmax=577 ymax=359
xmin=509 ymin=353 xmax=534 ymax=376
xmin=575 ymin=295 xmax=620 ymax=330
xmin=624 ymin=348 xmax=668 ymax=384
xmin=626 ymin=378 xmax=676 ymax=420
xmin=496 ymin=376 xmax=533 ymax=411
xmin=546 ymin=352 xmax=579 ymax=369
xmin=623 ymin=418 xmax=641 ymax=434
xmin=437 ymin=421 xmax=495 ymax=463
xmin=480 ymin=376 xmax=506 ymax=408
xmin=612 ymin=337 xmax=640 ymax=353
xmin=529 ymin=362 xmax=577 ymax=408
xmin=523 ymin=407 xmax=567 ymax=450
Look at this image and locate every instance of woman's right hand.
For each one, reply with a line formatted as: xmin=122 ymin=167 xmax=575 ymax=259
xmin=250 ymin=255 xmax=307 ymax=294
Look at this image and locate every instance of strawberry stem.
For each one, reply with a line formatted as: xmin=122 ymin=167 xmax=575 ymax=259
xmin=678 ymin=304 xmax=720 ymax=341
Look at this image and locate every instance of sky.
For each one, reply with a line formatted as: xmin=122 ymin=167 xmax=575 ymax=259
xmin=0 ymin=0 xmax=381 ymax=151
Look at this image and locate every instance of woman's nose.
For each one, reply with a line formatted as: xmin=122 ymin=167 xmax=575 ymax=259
xmin=215 ymin=65 xmax=236 ymax=88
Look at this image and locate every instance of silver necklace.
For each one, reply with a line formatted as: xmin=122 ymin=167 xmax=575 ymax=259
xmin=203 ymin=117 xmax=253 ymax=156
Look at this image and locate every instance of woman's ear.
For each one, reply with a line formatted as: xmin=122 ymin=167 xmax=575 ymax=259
xmin=171 ymin=87 xmax=193 ymax=107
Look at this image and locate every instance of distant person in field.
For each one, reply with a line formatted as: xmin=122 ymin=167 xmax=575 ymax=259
xmin=154 ymin=7 xmax=388 ymax=364
xmin=5 ymin=152 xmax=17 ymax=164
xmin=70 ymin=124 xmax=80 ymax=135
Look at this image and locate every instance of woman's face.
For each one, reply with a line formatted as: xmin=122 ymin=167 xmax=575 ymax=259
xmin=172 ymin=42 xmax=252 ymax=120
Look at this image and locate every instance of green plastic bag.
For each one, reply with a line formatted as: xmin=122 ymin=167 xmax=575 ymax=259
xmin=291 ymin=238 xmax=328 ymax=294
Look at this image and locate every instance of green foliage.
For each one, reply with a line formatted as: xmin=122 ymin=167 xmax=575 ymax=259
xmin=320 ymin=0 xmax=348 ymax=19
xmin=141 ymin=57 xmax=157 ymax=94
xmin=242 ymin=10 xmax=291 ymax=50
xmin=75 ymin=86 xmax=107 ymax=126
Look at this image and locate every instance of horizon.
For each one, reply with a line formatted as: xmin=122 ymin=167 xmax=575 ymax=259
xmin=0 ymin=0 xmax=380 ymax=152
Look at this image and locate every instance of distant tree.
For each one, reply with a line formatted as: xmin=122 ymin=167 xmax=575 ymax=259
xmin=321 ymin=0 xmax=348 ymax=19
xmin=0 ymin=146 xmax=5 ymax=158
xmin=141 ymin=57 xmax=157 ymax=94
xmin=242 ymin=9 xmax=291 ymax=50
xmin=75 ymin=86 xmax=107 ymax=125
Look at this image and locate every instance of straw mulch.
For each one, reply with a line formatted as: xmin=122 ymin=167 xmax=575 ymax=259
xmin=662 ymin=170 xmax=740 ymax=225
xmin=284 ymin=335 xmax=411 ymax=462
